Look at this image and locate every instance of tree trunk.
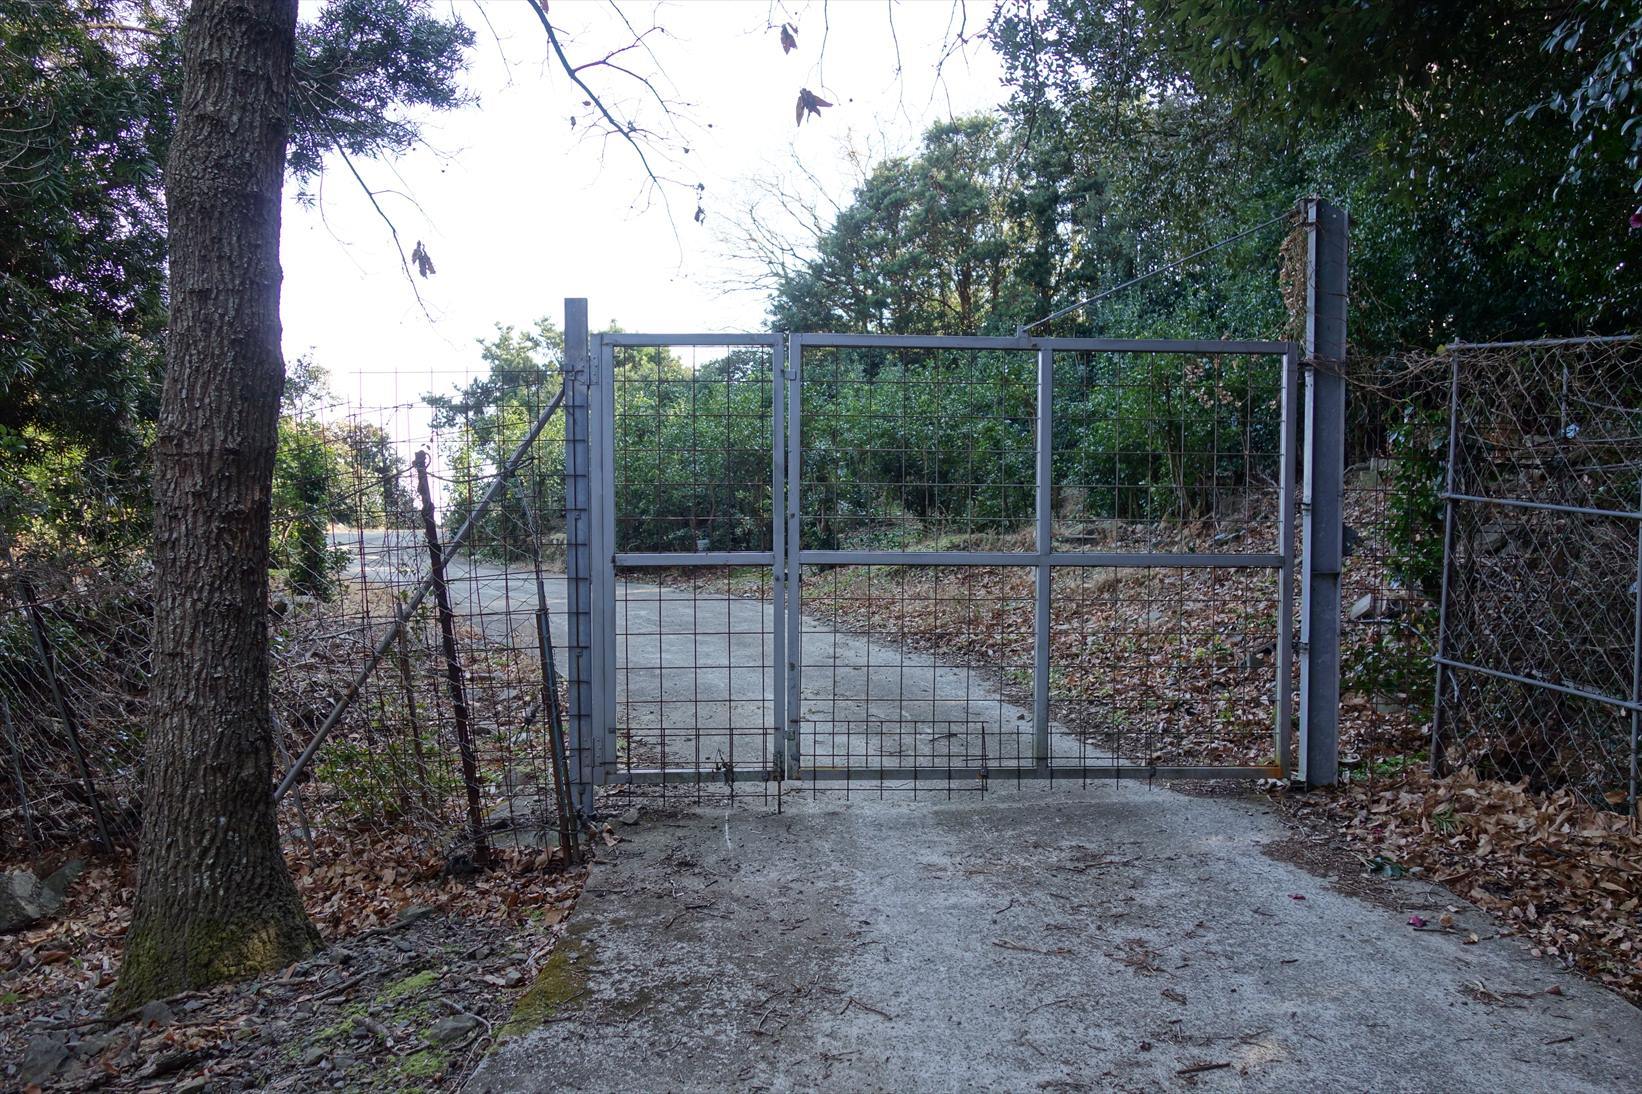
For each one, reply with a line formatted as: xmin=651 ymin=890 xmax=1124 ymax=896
xmin=113 ymin=0 xmax=317 ymax=1012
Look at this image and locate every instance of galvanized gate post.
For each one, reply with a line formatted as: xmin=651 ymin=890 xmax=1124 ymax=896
xmin=1298 ymin=198 xmax=1347 ymax=787
xmin=1034 ymin=345 xmax=1054 ymax=774
xmin=562 ymin=298 xmax=598 ymax=814
xmin=785 ymin=337 xmax=804 ymax=778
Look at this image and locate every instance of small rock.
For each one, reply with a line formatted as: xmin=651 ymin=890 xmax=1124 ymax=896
xmin=501 ymin=968 xmax=526 ymax=988
xmin=73 ymin=1030 xmax=117 ymax=1061
xmin=175 ymin=1077 xmax=209 ymax=1094
xmin=1 ymin=859 xmax=83 ymax=932
xmin=428 ymin=1014 xmax=481 ymax=1044
xmin=138 ymin=999 xmax=175 ymax=1028
xmin=20 ymin=1034 xmax=71 ymax=1087
xmin=618 ymin=808 xmax=640 ymax=827
xmin=301 ymin=1045 xmax=328 ymax=1067
xmin=396 ymin=904 xmax=436 ymax=926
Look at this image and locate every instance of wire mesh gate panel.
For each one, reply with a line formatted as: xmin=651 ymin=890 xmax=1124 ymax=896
xmin=789 ymin=336 xmax=1300 ymax=787
xmin=567 ymin=324 xmax=1318 ymax=800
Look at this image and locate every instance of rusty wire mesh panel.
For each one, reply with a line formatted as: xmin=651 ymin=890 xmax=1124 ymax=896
xmin=607 ymin=342 xmax=778 ymax=804
xmin=1 ymin=373 xmax=578 ymax=866
xmin=1434 ymin=337 xmax=1642 ymax=814
xmin=285 ymin=382 xmax=574 ymax=861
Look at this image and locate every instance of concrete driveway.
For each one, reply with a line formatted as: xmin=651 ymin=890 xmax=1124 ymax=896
xmin=331 ymin=528 xmax=1086 ymax=780
xmin=473 ymin=789 xmax=1642 ymax=1093
xmin=333 ymin=530 xmax=1642 ymax=1092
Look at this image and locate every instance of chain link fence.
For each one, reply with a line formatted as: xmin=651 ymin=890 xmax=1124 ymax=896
xmin=1432 ymin=336 xmax=1642 ymax=816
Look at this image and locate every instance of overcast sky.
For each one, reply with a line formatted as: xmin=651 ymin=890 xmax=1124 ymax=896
xmin=280 ymin=0 xmax=1004 ymax=415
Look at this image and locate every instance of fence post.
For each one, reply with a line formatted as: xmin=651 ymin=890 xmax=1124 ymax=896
xmin=1298 ymin=197 xmax=1347 ymax=787
xmin=412 ymin=451 xmax=490 ymax=868
xmin=14 ymin=572 xmax=112 ymax=849
xmin=1630 ymin=478 xmax=1641 ymax=820
xmin=562 ymin=298 xmax=597 ymax=816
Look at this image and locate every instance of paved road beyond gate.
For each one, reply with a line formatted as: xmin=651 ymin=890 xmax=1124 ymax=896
xmin=561 ymin=205 xmax=1348 ymax=808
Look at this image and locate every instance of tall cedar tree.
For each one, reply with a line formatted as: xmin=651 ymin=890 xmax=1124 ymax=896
xmin=112 ymin=0 xmax=317 ymax=1010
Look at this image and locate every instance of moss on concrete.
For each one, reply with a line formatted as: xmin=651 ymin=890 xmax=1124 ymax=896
xmin=497 ymin=938 xmax=593 ymax=1039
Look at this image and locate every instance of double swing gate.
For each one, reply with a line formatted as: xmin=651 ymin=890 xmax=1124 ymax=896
xmin=561 ymin=309 xmax=1346 ymax=807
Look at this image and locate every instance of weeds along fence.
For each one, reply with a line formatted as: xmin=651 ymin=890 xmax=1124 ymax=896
xmin=1431 ymin=336 xmax=1642 ymax=816
xmin=0 ymin=376 xmax=578 ymax=865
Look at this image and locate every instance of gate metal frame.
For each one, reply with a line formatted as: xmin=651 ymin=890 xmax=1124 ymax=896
xmin=562 ymin=311 xmax=1344 ymax=804
xmin=784 ymin=334 xmax=1302 ymax=784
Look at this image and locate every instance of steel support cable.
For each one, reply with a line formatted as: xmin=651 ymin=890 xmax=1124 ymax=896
xmin=1016 ymin=210 xmax=1297 ymax=336
xmin=274 ymin=381 xmax=568 ymax=802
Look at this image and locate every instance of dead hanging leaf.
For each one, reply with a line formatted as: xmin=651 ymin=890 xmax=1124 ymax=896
xmin=779 ymin=23 xmax=798 ymax=54
xmin=795 ymin=88 xmax=832 ymax=126
xmin=410 ymin=240 xmax=436 ymax=278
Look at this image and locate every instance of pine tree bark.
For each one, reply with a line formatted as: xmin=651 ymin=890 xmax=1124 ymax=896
xmin=113 ymin=0 xmax=318 ymax=1012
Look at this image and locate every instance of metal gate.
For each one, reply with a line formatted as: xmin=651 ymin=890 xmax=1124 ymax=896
xmin=563 ymin=317 xmax=1345 ymax=806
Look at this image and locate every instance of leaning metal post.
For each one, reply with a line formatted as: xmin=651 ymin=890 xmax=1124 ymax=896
xmin=412 ymin=451 xmax=490 ymax=869
xmin=562 ymin=298 xmax=598 ymax=816
xmin=1298 ymin=197 xmax=1347 ymax=787
xmin=510 ymin=472 xmax=579 ymax=863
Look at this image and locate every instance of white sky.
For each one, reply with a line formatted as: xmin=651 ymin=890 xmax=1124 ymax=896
xmin=279 ymin=0 xmax=1004 ymax=414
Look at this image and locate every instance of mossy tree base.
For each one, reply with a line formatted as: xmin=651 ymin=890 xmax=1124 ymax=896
xmin=111 ymin=906 xmax=321 ymax=1014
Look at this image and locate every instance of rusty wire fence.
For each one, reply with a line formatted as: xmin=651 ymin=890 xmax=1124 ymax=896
xmin=1 ymin=375 xmax=580 ymax=866
xmin=1431 ymin=336 xmax=1642 ymax=816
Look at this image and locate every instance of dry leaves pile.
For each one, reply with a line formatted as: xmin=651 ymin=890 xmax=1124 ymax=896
xmin=1294 ymin=768 xmax=1642 ymax=1002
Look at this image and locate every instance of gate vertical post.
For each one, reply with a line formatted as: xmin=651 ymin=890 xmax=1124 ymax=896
xmin=1034 ymin=345 xmax=1053 ymax=773
xmin=593 ymin=335 xmax=617 ymax=787
xmin=562 ymin=298 xmax=597 ymax=814
xmin=785 ymin=337 xmax=804 ymax=778
xmin=771 ymin=337 xmax=788 ymax=779
xmin=1298 ymin=198 xmax=1347 ymax=787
